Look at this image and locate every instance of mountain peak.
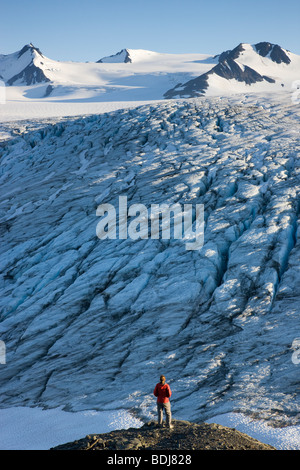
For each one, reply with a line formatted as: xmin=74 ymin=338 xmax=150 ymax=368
xmin=254 ymin=41 xmax=291 ymax=64
xmin=97 ymin=48 xmax=132 ymax=63
xmin=3 ymin=43 xmax=49 ymax=86
xmin=217 ymin=42 xmax=245 ymax=63
xmin=18 ymin=43 xmax=44 ymax=59
xmin=97 ymin=48 xmax=159 ymax=64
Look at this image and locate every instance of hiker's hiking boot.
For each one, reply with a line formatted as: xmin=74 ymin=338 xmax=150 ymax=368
xmin=157 ymin=422 xmax=173 ymax=429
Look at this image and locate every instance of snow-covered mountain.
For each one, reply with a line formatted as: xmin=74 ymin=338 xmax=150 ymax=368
xmin=97 ymin=48 xmax=133 ymax=63
xmin=0 ymin=93 xmax=299 ymax=431
xmin=1 ymin=41 xmax=299 ymax=106
xmin=97 ymin=48 xmax=161 ymax=63
xmin=165 ymin=42 xmax=300 ymax=98
xmin=0 ymin=43 xmax=51 ymax=86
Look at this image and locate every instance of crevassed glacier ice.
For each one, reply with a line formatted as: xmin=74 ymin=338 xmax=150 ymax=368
xmin=0 ymin=94 xmax=299 ymax=427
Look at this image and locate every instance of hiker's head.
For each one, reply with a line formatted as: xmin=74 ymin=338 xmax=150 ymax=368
xmin=160 ymin=375 xmax=166 ymax=384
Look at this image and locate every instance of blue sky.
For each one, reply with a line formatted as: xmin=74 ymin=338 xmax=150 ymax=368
xmin=1 ymin=0 xmax=300 ymax=61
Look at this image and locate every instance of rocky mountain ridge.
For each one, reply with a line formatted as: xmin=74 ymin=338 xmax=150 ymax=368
xmin=51 ymin=419 xmax=275 ymax=450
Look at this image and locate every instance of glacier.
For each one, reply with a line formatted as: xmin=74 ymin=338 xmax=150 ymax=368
xmin=0 ymin=92 xmax=299 ymax=436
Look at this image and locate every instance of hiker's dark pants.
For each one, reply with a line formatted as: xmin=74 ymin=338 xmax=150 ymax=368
xmin=157 ymin=401 xmax=171 ymax=427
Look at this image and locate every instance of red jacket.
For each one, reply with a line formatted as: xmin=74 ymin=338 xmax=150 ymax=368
xmin=153 ymin=382 xmax=172 ymax=403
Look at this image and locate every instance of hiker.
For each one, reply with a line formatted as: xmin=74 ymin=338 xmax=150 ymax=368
xmin=153 ymin=375 xmax=173 ymax=429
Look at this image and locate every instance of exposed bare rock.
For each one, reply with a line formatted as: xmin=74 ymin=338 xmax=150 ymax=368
xmin=51 ymin=420 xmax=275 ymax=450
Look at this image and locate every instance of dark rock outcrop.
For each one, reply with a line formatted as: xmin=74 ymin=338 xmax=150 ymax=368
xmin=7 ymin=63 xmax=51 ymax=86
xmin=254 ymin=42 xmax=291 ymax=64
xmin=164 ymin=59 xmax=275 ymax=99
xmin=217 ymin=43 xmax=245 ymax=63
xmin=51 ymin=420 xmax=275 ymax=451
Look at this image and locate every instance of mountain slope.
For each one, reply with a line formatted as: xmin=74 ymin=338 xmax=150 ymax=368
xmin=0 ymin=94 xmax=299 ymax=428
xmin=164 ymin=42 xmax=300 ymax=98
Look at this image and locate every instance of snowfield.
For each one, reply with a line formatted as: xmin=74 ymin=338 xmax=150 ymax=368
xmin=0 ymin=91 xmax=299 ymax=449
